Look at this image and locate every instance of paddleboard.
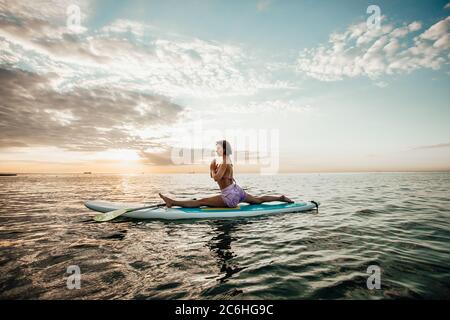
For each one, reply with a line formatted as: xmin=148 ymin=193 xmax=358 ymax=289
xmin=85 ymin=200 xmax=319 ymax=220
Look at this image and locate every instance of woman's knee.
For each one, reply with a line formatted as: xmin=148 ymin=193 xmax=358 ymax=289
xmin=254 ymin=197 xmax=263 ymax=204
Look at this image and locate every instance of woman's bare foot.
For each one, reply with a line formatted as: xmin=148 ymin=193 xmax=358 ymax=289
xmin=159 ymin=193 xmax=174 ymax=208
xmin=280 ymin=195 xmax=294 ymax=203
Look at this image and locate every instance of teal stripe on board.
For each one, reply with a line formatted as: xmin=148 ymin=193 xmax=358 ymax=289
xmin=178 ymin=202 xmax=307 ymax=213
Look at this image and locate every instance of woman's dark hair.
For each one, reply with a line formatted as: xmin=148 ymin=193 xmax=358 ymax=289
xmin=216 ymin=140 xmax=232 ymax=155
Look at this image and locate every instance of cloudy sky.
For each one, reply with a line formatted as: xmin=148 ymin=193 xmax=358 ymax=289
xmin=0 ymin=0 xmax=449 ymax=173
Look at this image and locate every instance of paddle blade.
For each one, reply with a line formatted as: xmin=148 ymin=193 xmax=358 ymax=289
xmin=94 ymin=208 xmax=128 ymax=222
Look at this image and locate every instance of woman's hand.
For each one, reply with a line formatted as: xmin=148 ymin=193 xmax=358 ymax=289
xmin=210 ymin=159 xmax=218 ymax=179
xmin=210 ymin=159 xmax=217 ymax=172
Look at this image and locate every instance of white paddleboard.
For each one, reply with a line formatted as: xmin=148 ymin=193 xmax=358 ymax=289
xmin=85 ymin=200 xmax=319 ymax=220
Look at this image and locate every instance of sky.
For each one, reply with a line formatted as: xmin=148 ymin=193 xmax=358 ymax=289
xmin=0 ymin=0 xmax=449 ymax=173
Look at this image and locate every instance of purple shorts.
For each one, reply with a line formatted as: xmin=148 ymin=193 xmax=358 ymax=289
xmin=220 ymin=183 xmax=246 ymax=207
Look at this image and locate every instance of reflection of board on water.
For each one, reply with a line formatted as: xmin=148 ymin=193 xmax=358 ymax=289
xmin=206 ymin=221 xmax=247 ymax=294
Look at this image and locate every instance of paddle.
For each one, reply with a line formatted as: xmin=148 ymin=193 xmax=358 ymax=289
xmin=94 ymin=203 xmax=166 ymax=222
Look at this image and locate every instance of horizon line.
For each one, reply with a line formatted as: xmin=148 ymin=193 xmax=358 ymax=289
xmin=2 ymin=170 xmax=450 ymax=175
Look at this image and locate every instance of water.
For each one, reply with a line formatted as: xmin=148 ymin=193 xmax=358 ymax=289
xmin=0 ymin=172 xmax=449 ymax=299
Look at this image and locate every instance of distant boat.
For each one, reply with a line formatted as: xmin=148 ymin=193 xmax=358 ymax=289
xmin=83 ymin=172 xmax=92 ymax=174
xmin=0 ymin=173 xmax=17 ymax=176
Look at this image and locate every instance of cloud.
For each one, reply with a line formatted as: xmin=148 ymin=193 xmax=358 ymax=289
xmin=0 ymin=67 xmax=184 ymax=151
xmin=374 ymin=81 xmax=388 ymax=88
xmin=0 ymin=1 xmax=290 ymax=99
xmin=140 ymin=149 xmax=175 ymax=166
xmin=257 ymin=0 xmax=272 ymax=12
xmin=0 ymin=159 xmax=86 ymax=166
xmin=140 ymin=147 xmax=263 ymax=166
xmin=222 ymin=100 xmax=313 ymax=114
xmin=0 ymin=1 xmax=305 ymax=164
xmin=140 ymin=147 xmax=213 ymax=166
xmin=0 ymin=0 xmax=90 ymax=22
xmin=412 ymin=143 xmax=450 ymax=150
xmin=297 ymin=16 xmax=449 ymax=81
xmin=0 ymin=1 xmax=106 ymax=67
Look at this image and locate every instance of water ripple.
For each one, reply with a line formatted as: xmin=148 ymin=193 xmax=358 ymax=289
xmin=0 ymin=172 xmax=449 ymax=299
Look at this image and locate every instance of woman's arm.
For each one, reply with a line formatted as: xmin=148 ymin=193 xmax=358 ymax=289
xmin=211 ymin=163 xmax=228 ymax=181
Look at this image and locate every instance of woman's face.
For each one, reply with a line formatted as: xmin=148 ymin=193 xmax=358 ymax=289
xmin=216 ymin=143 xmax=223 ymax=156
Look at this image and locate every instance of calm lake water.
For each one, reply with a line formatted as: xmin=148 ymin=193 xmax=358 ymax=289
xmin=0 ymin=173 xmax=449 ymax=299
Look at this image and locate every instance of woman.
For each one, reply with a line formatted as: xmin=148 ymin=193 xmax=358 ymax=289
xmin=159 ymin=140 xmax=293 ymax=208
